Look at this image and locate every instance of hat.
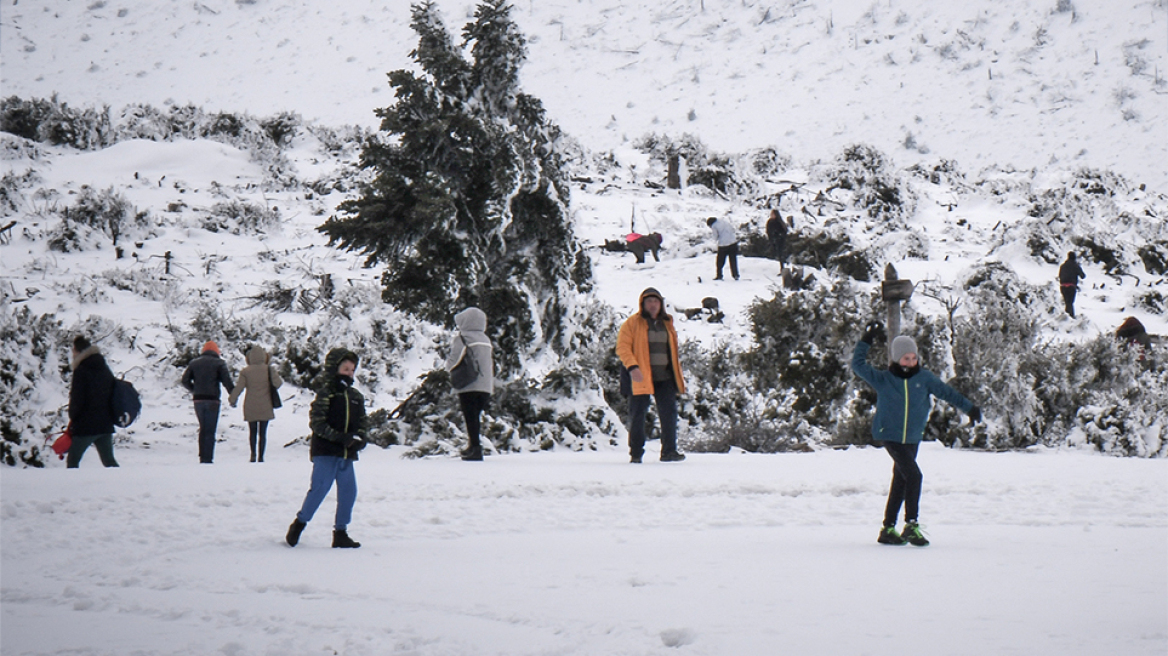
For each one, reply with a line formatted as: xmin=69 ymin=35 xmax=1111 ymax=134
xmin=202 ymin=340 xmax=221 ymax=355
xmin=641 ymin=287 xmax=663 ymax=302
xmin=706 ymin=217 xmax=717 ymax=226
xmin=890 ymin=336 xmax=917 ymax=362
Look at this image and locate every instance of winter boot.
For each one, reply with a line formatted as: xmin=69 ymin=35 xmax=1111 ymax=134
xmin=332 ymin=529 xmax=361 ymax=549
xmin=630 ymin=454 xmax=643 ymax=464
xmin=460 ymin=447 xmax=483 ymax=461
xmin=877 ymin=525 xmax=906 ymax=545
xmin=902 ymin=522 xmax=930 ymax=547
xmin=660 ymin=451 xmax=686 ymax=462
xmin=286 ymin=519 xmax=306 ymax=547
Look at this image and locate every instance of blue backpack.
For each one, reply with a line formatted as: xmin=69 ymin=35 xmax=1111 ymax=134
xmin=111 ymin=377 xmax=142 ymax=428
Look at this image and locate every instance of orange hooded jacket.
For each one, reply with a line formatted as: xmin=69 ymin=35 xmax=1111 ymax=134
xmin=615 ymin=288 xmax=686 ymax=396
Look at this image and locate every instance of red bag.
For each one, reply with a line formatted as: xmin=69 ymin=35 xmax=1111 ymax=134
xmin=51 ymin=426 xmax=73 ymax=459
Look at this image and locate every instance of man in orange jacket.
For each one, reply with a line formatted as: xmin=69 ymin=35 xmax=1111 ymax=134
xmin=616 ymin=288 xmax=687 ymax=463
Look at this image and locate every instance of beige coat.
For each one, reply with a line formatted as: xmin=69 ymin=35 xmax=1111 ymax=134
xmin=228 ymin=346 xmax=283 ymax=422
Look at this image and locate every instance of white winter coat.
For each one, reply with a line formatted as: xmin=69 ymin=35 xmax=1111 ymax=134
xmin=445 ymin=307 xmax=495 ymax=395
xmin=709 ymin=219 xmax=738 ymax=247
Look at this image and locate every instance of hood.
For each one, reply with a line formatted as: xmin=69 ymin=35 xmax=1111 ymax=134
xmin=246 ymin=346 xmax=268 ymax=366
xmin=323 ymin=347 xmax=359 ymax=375
xmin=71 ymin=344 xmax=102 ymax=371
xmin=638 ymin=288 xmax=670 ymax=320
xmin=455 ymin=307 xmax=488 ymax=333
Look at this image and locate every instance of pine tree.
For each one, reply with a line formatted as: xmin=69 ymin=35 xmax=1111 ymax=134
xmin=318 ymin=0 xmax=589 ymax=372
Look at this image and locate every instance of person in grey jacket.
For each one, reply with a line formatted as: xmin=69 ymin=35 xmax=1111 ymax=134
xmin=445 ymin=307 xmax=494 ymax=461
xmin=706 ymin=217 xmax=739 ymax=280
xmin=228 ymin=345 xmax=282 ymax=463
xmin=181 ymin=341 xmax=234 ymax=464
xmin=851 ymin=322 xmax=981 ymax=547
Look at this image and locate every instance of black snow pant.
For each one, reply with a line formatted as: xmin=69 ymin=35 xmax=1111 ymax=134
xmin=459 ymin=392 xmax=491 ymax=452
xmin=248 ymin=420 xmax=269 ymax=462
xmin=715 ymin=243 xmax=740 ymax=280
xmin=1061 ymin=285 xmax=1078 ymax=318
xmin=881 ymin=441 xmax=922 ymax=527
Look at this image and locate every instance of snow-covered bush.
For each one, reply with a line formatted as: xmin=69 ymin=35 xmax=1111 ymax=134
xmin=47 ymin=186 xmax=146 ymax=253
xmin=0 ymin=304 xmax=67 ymax=467
xmin=201 ymin=200 xmax=279 ymax=235
xmin=0 ymin=95 xmax=114 ymax=150
xmin=817 ymin=144 xmax=916 ymax=223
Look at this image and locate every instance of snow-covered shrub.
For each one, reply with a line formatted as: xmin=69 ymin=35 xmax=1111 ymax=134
xmin=907 ymin=159 xmax=966 ymax=187
xmin=1138 ymin=241 xmax=1168 ymax=276
xmin=49 ymin=186 xmax=145 ymax=251
xmin=0 ymin=168 xmax=39 ymax=217
xmin=201 ymin=200 xmax=279 ymax=235
xmin=0 ymin=304 xmax=67 ymax=467
xmin=634 ymin=132 xmax=761 ymax=197
xmin=0 ymin=95 xmax=114 ymax=149
xmin=817 ymin=144 xmax=916 ymax=223
xmin=784 ymin=227 xmax=876 ymax=281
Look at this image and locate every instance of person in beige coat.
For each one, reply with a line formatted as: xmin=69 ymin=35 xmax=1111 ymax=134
xmin=228 ymin=346 xmax=283 ymax=462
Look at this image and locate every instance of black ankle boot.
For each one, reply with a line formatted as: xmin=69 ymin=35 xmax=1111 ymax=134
xmin=286 ymin=519 xmax=306 ymax=547
xmin=332 ymin=529 xmax=361 ymax=548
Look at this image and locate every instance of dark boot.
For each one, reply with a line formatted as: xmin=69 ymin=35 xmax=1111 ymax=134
xmin=286 ymin=519 xmax=306 ymax=547
xmin=460 ymin=446 xmax=483 ymax=461
xmin=332 ymin=529 xmax=361 ymax=548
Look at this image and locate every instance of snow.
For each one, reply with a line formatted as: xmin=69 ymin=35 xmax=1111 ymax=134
xmin=3 ymin=443 xmax=1166 ymax=655
xmin=2 ymin=0 xmax=1168 ymax=653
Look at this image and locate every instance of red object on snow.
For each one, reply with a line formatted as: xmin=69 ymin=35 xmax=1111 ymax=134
xmin=51 ymin=426 xmax=72 ymax=459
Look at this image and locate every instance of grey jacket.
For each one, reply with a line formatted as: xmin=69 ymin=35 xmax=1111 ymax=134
xmin=709 ymin=218 xmax=738 ymax=247
xmin=444 ymin=307 xmax=494 ymax=395
xmin=182 ymin=350 xmax=234 ymax=401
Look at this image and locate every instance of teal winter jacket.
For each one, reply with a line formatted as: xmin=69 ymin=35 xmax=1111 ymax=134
xmin=851 ymin=341 xmax=973 ymax=444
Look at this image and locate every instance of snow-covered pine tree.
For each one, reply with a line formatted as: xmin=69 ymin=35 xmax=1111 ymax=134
xmin=317 ymin=0 xmax=589 ymax=373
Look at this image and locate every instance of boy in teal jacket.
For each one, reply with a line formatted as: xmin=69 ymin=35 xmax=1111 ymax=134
xmin=851 ymin=322 xmax=981 ymax=546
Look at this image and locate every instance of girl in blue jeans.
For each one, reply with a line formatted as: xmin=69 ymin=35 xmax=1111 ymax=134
xmin=285 ymin=348 xmax=369 ymax=549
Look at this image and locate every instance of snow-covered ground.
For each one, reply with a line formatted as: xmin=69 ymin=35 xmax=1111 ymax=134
xmin=3 ymin=442 xmax=1165 ymax=655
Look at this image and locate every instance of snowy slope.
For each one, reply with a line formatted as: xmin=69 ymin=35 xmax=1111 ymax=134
xmin=3 ymin=0 xmax=1166 ymax=187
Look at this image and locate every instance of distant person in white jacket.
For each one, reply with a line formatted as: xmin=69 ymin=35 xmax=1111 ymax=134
xmin=445 ymin=307 xmax=495 ymax=461
xmin=706 ymin=217 xmax=739 ymax=281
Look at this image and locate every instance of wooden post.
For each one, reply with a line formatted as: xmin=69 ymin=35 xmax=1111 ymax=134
xmin=666 ymin=153 xmax=681 ymax=190
xmin=881 ymin=263 xmax=914 ymax=364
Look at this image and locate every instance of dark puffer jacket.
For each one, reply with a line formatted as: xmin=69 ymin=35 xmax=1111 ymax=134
xmin=182 ymin=350 xmax=234 ymax=401
xmin=69 ymin=346 xmax=117 ymax=437
xmin=308 ymin=348 xmax=369 ymax=460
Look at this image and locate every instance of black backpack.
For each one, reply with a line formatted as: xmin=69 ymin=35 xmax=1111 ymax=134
xmin=450 ymin=335 xmax=481 ymax=389
xmin=111 ymin=377 xmax=142 ymax=428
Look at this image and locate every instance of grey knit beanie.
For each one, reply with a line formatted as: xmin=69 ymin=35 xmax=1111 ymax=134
xmin=890 ymin=335 xmax=918 ymax=362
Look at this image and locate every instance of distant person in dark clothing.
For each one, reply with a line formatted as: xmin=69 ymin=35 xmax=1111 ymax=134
xmin=181 ymin=341 xmax=234 ymax=464
xmin=1115 ymin=317 xmax=1152 ymax=350
xmin=67 ymin=335 xmax=120 ymax=468
xmin=1058 ymin=252 xmax=1086 ymax=318
xmin=765 ymin=209 xmax=789 ymax=269
xmin=627 ymin=232 xmax=663 ymax=264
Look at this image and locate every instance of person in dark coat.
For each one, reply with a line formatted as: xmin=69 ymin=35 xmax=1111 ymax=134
xmin=1058 ymin=252 xmax=1086 ymax=318
xmin=181 ymin=341 xmax=234 ymax=464
xmin=628 ymin=232 xmax=663 ymax=264
xmin=765 ymin=209 xmax=789 ymax=269
xmin=445 ymin=307 xmax=495 ymax=461
xmin=286 ymin=348 xmax=368 ymax=549
xmin=67 ymin=336 xmax=120 ymax=468
xmin=851 ymin=323 xmax=981 ymax=547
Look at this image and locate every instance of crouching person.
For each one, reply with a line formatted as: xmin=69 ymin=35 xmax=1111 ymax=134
xmin=286 ymin=348 xmax=368 ymax=549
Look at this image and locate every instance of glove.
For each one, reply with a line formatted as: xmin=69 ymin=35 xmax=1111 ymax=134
xmin=344 ymin=435 xmax=367 ymax=451
xmin=968 ymin=406 xmax=982 ymax=424
xmin=860 ymin=321 xmax=885 ymax=344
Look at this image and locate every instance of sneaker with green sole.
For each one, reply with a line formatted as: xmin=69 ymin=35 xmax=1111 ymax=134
xmin=877 ymin=526 xmax=906 ymax=545
xmin=902 ymin=522 xmax=930 ymax=547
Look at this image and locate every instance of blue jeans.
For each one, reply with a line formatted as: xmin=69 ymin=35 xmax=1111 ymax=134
xmin=628 ymin=378 xmax=679 ymax=458
xmin=296 ymin=455 xmax=358 ymax=531
xmin=66 ymin=433 xmax=118 ymax=468
xmin=193 ymin=400 xmax=220 ymax=463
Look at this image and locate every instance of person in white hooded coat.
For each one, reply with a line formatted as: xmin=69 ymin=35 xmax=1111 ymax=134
xmin=444 ymin=307 xmax=495 ymax=461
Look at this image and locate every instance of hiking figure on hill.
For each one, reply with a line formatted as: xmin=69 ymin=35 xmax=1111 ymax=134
xmin=286 ymin=348 xmax=368 ymax=549
xmin=706 ymin=217 xmax=739 ymax=281
xmin=765 ymin=209 xmax=790 ymax=269
xmin=1058 ymin=252 xmax=1086 ymax=318
xmin=228 ymin=345 xmax=283 ymax=463
xmin=627 ymin=232 xmax=663 ymax=264
xmin=67 ymin=335 xmax=120 ymax=468
xmin=181 ymin=341 xmax=234 ymax=464
xmin=851 ymin=322 xmax=981 ymax=547
xmin=616 ymin=288 xmax=687 ymax=464
xmin=445 ymin=307 xmax=495 ymax=461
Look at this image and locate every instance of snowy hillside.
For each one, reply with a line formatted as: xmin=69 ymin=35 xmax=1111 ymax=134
xmin=3 ymin=0 xmax=1166 ymax=188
